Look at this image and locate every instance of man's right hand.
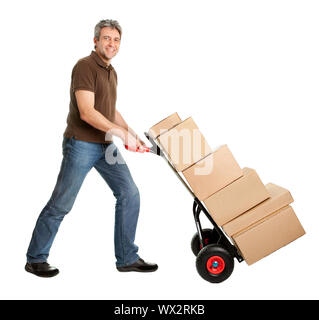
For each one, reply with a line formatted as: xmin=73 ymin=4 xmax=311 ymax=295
xmin=120 ymin=129 xmax=143 ymax=152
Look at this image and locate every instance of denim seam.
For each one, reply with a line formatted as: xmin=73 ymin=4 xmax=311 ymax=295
xmin=121 ymin=197 xmax=127 ymax=265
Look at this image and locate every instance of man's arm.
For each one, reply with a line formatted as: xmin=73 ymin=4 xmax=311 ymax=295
xmin=114 ymin=110 xmax=146 ymax=146
xmin=75 ymin=90 xmax=142 ymax=149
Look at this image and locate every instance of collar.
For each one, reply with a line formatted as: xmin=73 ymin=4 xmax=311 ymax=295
xmin=90 ymin=50 xmax=113 ymax=70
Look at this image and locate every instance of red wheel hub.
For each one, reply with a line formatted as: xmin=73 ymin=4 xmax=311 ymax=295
xmin=206 ymin=256 xmax=225 ymax=274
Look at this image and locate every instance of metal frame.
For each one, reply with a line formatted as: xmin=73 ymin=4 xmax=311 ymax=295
xmin=144 ymin=132 xmax=244 ymax=263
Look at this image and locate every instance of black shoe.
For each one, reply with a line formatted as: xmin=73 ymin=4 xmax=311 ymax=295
xmin=117 ymin=258 xmax=158 ymax=273
xmin=25 ymin=262 xmax=59 ymax=278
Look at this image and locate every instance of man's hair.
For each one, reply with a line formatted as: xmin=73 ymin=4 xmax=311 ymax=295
xmin=94 ymin=19 xmax=122 ymax=40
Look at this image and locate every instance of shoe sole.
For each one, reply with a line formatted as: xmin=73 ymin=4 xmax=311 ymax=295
xmin=117 ymin=266 xmax=158 ymax=273
xmin=25 ymin=265 xmax=59 ymax=278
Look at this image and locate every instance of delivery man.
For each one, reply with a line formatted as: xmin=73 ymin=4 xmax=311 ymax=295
xmin=25 ymin=19 xmax=158 ymax=277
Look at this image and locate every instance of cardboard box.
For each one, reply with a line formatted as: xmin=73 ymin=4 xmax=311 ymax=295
xmin=223 ymin=183 xmax=294 ymax=237
xmin=233 ymin=205 xmax=305 ymax=265
xmin=148 ymin=112 xmax=182 ymax=139
xmin=158 ymin=117 xmax=212 ymax=171
xmin=182 ymin=145 xmax=243 ymax=200
xmin=203 ymin=168 xmax=270 ymax=226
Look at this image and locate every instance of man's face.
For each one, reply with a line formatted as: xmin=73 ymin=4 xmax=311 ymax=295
xmin=94 ymin=27 xmax=121 ymax=62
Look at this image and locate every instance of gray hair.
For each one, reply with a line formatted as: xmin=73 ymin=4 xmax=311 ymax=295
xmin=94 ymin=19 xmax=122 ymax=40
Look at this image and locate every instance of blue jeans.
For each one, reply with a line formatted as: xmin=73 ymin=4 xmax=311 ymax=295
xmin=26 ymin=136 xmax=140 ymax=267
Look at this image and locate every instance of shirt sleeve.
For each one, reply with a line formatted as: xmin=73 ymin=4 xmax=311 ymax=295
xmin=71 ymin=60 xmax=96 ymax=93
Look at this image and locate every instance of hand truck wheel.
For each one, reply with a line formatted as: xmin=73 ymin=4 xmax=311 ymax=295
xmin=191 ymin=228 xmax=220 ymax=256
xmin=196 ymin=244 xmax=234 ymax=283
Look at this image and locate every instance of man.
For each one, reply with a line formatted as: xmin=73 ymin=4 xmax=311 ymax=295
xmin=25 ymin=19 xmax=158 ymax=277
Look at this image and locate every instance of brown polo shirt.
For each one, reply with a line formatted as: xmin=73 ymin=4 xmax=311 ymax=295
xmin=63 ymin=50 xmax=117 ymax=143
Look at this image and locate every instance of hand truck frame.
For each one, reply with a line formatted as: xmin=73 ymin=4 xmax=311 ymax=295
xmin=143 ymin=132 xmax=244 ymax=283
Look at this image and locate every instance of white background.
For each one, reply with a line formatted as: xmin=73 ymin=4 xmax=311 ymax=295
xmin=0 ymin=0 xmax=318 ymax=300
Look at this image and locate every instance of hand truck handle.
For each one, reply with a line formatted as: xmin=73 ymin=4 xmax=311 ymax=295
xmin=144 ymin=132 xmax=162 ymax=156
xmin=124 ymin=145 xmax=150 ymax=153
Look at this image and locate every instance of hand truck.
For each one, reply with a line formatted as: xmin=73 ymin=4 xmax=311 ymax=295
xmin=126 ymin=133 xmax=244 ymax=283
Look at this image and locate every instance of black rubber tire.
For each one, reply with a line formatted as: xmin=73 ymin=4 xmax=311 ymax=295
xmin=191 ymin=228 xmax=220 ymax=256
xmin=196 ymin=244 xmax=234 ymax=283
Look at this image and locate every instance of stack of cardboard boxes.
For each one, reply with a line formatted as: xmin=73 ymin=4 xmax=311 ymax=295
xmin=149 ymin=113 xmax=305 ymax=265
